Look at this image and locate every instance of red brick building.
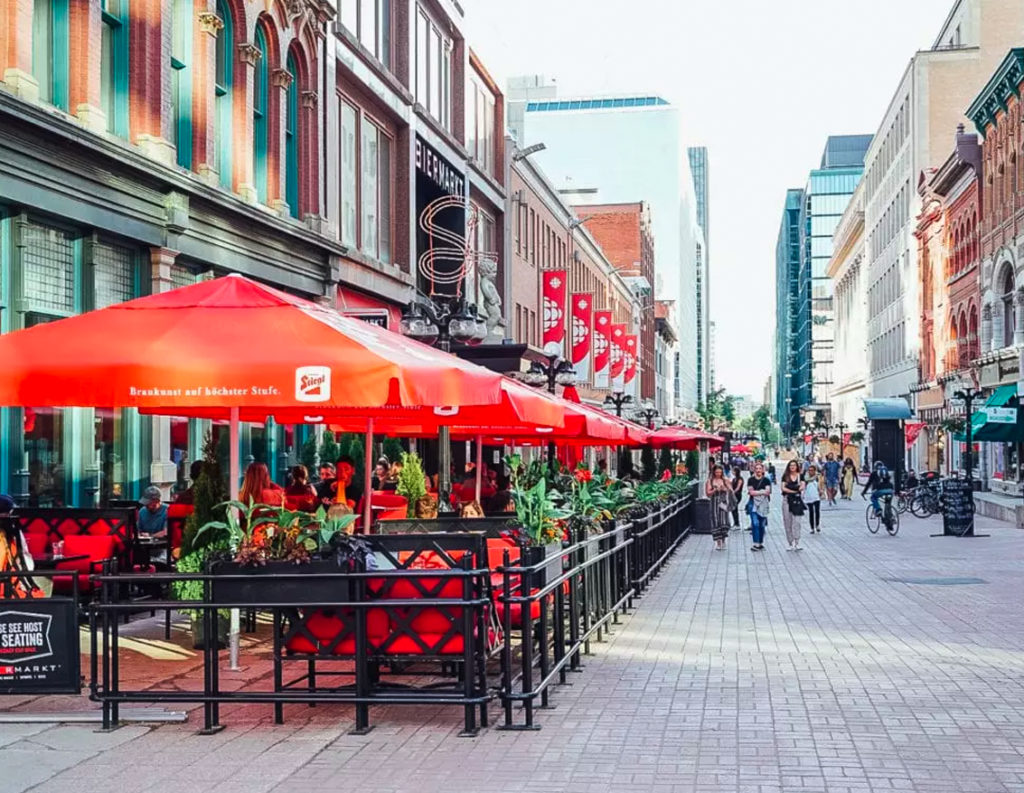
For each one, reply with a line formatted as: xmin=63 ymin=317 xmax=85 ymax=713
xmin=574 ymin=203 xmax=656 ymax=401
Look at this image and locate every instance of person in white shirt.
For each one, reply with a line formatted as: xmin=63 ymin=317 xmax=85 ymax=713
xmin=803 ymin=464 xmax=824 ymax=534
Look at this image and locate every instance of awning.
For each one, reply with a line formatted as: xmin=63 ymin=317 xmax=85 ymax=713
xmin=864 ymin=397 xmax=912 ymax=420
xmin=973 ymin=407 xmax=1024 ymax=443
xmin=953 ymin=411 xmax=987 ymax=442
xmin=986 ymin=384 xmax=1018 ymax=407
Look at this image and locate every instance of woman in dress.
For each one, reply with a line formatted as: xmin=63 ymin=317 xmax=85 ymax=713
xmin=841 ymin=457 xmax=856 ymax=500
xmin=705 ymin=464 xmax=736 ymax=551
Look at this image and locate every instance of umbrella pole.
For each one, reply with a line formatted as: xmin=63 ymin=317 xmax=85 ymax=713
xmin=474 ymin=435 xmax=483 ymax=503
xmin=228 ymin=407 xmax=241 ymax=672
xmin=363 ymin=419 xmax=374 ymax=534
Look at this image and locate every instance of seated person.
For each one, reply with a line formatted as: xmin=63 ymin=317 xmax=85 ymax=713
xmin=321 ymin=456 xmax=362 ymax=509
xmin=284 ymin=465 xmax=318 ymax=511
xmin=314 ymin=462 xmax=336 ymax=505
xmin=174 ymin=460 xmax=204 ymax=505
xmin=138 ymin=486 xmax=168 ymax=538
xmin=486 ymin=490 xmax=516 ymax=515
xmin=460 ymin=500 xmax=484 ymax=518
xmin=371 ymin=460 xmax=389 ymax=491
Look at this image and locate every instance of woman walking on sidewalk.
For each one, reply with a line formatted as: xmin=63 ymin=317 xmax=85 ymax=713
xmin=705 ymin=464 xmax=736 ymax=551
xmin=730 ymin=466 xmax=745 ymax=528
xmin=780 ymin=460 xmax=805 ymax=551
xmin=841 ymin=458 xmax=856 ymax=500
xmin=747 ymin=462 xmax=772 ymax=551
xmin=803 ymin=463 xmax=824 ymax=534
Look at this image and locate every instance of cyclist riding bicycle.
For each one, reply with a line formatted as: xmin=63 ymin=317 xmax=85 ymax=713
xmin=862 ymin=461 xmax=895 ymax=517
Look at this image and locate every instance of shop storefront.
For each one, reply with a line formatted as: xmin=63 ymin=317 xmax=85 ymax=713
xmin=974 ymin=385 xmax=1024 ymax=495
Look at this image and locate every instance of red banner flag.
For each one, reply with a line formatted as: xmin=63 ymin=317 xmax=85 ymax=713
xmin=623 ymin=334 xmax=638 ymax=396
xmin=593 ymin=310 xmax=612 ymax=388
xmin=570 ymin=293 xmax=593 ymax=381
xmin=904 ymin=422 xmax=926 ymax=448
xmin=610 ymin=323 xmax=626 ymax=384
xmin=542 ymin=270 xmax=567 ymax=351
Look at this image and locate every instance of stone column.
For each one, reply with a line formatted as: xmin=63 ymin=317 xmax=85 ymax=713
xmin=982 ymin=302 xmax=993 ymax=352
xmin=269 ymin=67 xmax=293 ymax=217
xmin=301 ymin=90 xmax=320 ymax=224
xmin=1015 ymin=288 xmax=1024 ymax=346
xmin=0 ymin=0 xmax=39 ymax=101
xmin=149 ymin=247 xmax=181 ymax=498
xmin=235 ymin=42 xmax=261 ymax=203
xmin=194 ymin=8 xmax=223 ymax=185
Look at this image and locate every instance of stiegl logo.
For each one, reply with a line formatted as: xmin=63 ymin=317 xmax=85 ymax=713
xmin=295 ymin=366 xmax=331 ymax=403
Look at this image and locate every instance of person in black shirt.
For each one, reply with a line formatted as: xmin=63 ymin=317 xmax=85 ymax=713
xmin=746 ymin=462 xmax=772 ymax=551
xmin=315 ymin=462 xmax=336 ymax=505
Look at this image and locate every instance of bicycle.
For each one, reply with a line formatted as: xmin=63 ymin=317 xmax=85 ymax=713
xmin=909 ymin=484 xmax=941 ymax=518
xmin=864 ymin=492 xmax=899 ymax=535
xmin=896 ymin=489 xmax=913 ymax=515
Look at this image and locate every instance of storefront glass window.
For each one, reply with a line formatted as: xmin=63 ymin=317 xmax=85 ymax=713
xmin=95 ymin=408 xmax=126 ymax=502
xmin=25 ymin=407 xmax=65 ymax=506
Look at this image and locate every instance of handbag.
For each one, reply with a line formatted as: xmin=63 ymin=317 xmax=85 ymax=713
xmin=787 ymin=493 xmax=805 ymax=516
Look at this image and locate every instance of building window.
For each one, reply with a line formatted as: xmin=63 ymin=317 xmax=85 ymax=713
xmin=170 ymin=0 xmax=193 ymax=169
xmin=253 ymin=24 xmax=269 ymax=203
xmin=340 ymin=0 xmax=391 ymax=66
xmin=338 ymin=97 xmax=392 ymax=263
xmin=467 ymin=71 xmax=495 ymax=175
xmin=100 ymin=0 xmax=129 ymax=137
xmin=414 ymin=5 xmax=451 ymax=130
xmin=214 ymin=0 xmax=234 ymax=190
xmin=285 ymin=52 xmax=300 ymax=218
xmin=21 ymin=221 xmax=75 ymax=315
xmin=93 ymin=240 xmax=135 ymax=309
xmin=32 ymin=0 xmax=69 ymax=110
xmin=1001 ymin=268 xmax=1015 ymax=346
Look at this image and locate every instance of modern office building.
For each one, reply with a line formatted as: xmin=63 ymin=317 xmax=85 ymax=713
xmin=688 ymin=146 xmax=711 ymax=402
xmin=795 ymin=135 xmax=871 ymax=420
xmin=508 ymin=78 xmax=706 ymax=409
xmin=774 ymin=189 xmax=804 ymax=438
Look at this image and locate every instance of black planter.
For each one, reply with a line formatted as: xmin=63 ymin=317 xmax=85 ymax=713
xmin=523 ymin=543 xmax=564 ymax=587
xmin=209 ymin=559 xmax=350 ymax=606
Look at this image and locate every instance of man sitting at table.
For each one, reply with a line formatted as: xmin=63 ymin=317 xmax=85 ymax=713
xmin=315 ymin=462 xmax=336 ymax=505
xmin=324 ymin=456 xmax=362 ymax=509
xmin=138 ymin=486 xmax=168 ymax=538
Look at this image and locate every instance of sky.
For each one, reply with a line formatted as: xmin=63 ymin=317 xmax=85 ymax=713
xmin=463 ymin=0 xmax=956 ymax=401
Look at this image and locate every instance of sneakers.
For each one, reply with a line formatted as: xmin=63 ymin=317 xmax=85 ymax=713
xmin=794 ymin=543 xmax=803 ymax=551
xmin=785 ymin=545 xmax=794 ymax=552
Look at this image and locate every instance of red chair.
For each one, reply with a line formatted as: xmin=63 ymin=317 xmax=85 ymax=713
xmin=52 ymin=534 xmax=116 ymax=595
xmin=166 ymin=503 xmax=193 ymax=554
xmin=23 ymin=532 xmax=49 ymax=559
xmin=354 ymin=493 xmax=408 ymax=525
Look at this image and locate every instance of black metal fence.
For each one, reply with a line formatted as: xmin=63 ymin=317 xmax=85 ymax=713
xmin=84 ymin=495 xmax=692 ymax=734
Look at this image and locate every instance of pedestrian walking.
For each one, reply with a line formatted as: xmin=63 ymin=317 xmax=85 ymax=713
xmin=823 ymin=453 xmax=841 ymax=505
xmin=705 ymin=464 xmax=736 ymax=551
xmin=803 ymin=463 xmax=824 ymax=534
xmin=780 ymin=459 xmax=805 ymax=551
xmin=767 ymin=461 xmax=777 ymax=484
xmin=841 ymin=457 xmax=856 ymax=500
xmin=730 ymin=466 xmax=745 ymax=528
xmin=747 ymin=462 xmax=772 ymax=551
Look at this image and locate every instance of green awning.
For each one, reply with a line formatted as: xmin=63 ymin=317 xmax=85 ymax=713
xmin=986 ymin=384 xmax=1018 ymax=407
xmin=974 ymin=408 xmax=1024 ymax=442
xmin=953 ymin=411 xmax=987 ymax=442
xmin=863 ymin=397 xmax=912 ymax=420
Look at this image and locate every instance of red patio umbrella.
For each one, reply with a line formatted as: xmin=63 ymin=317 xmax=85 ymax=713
xmin=646 ymin=427 xmax=725 ymax=450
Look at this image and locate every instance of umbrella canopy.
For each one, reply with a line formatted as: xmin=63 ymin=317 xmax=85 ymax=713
xmin=0 ymin=274 xmax=506 ymax=415
xmin=646 ymin=427 xmax=724 ymax=451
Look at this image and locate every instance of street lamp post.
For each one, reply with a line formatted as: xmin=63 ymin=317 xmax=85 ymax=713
xmin=519 ymin=341 xmax=577 ymax=471
xmin=634 ymin=399 xmax=659 ymax=430
xmin=953 ymin=387 xmax=982 ymax=485
xmin=602 ymin=390 xmax=633 ymax=477
xmin=399 ymin=296 xmax=489 ymax=511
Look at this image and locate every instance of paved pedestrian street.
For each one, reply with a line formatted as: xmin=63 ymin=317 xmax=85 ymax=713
xmin=4 ymin=495 xmax=1024 ymax=793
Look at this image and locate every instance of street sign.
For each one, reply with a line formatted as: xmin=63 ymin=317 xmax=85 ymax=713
xmin=0 ymin=599 xmax=81 ymax=695
xmin=983 ymin=407 xmax=1016 ymax=424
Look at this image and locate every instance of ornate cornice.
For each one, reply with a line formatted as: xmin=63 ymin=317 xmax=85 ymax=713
xmin=198 ymin=11 xmax=223 ymax=35
xmin=301 ymin=91 xmax=318 ymax=109
xmin=967 ymin=48 xmax=1024 ymax=137
xmin=238 ymin=42 xmax=262 ymax=66
xmin=271 ymin=68 xmax=293 ymax=89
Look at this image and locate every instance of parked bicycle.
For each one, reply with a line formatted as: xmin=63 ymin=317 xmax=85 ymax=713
xmin=909 ymin=482 xmax=942 ymax=518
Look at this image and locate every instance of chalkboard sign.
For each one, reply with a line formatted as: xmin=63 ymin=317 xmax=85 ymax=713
xmin=0 ymin=599 xmax=81 ymax=695
xmin=941 ymin=479 xmax=975 ymax=537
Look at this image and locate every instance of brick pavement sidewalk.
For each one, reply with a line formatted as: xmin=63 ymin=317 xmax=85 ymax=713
xmin=4 ymin=496 xmax=1024 ymax=793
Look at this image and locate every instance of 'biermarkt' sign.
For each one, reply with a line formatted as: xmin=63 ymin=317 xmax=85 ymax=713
xmin=0 ymin=601 xmax=80 ymax=694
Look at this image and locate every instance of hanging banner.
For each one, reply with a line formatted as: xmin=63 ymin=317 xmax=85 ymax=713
xmin=542 ymin=270 xmax=567 ymax=351
xmin=570 ymin=293 xmax=593 ymax=382
xmin=610 ymin=323 xmax=626 ymax=387
xmin=904 ymin=421 xmax=927 ymax=448
xmin=623 ymin=335 xmax=638 ymax=397
xmin=593 ymin=310 xmax=612 ymax=389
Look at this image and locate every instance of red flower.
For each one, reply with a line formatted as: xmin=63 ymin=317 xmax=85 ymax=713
xmin=574 ymin=468 xmax=593 ymax=483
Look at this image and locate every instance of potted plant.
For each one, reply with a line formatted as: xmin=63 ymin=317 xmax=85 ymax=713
xmin=506 ymin=454 xmax=569 ymax=585
xmin=395 ymin=451 xmax=428 ymax=518
xmin=193 ymin=501 xmax=366 ymax=605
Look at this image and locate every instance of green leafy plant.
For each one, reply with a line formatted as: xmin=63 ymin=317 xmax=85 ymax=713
xmin=395 ymin=451 xmax=427 ymax=518
xmin=684 ymin=450 xmax=699 ymax=478
xmin=849 ymin=431 xmax=865 ymax=444
xmin=299 ymin=431 xmax=319 ymax=473
xmin=641 ymin=446 xmax=657 ymax=481
xmin=507 ymin=453 xmax=570 ymax=545
xmin=658 ymin=447 xmax=674 ymax=476
xmin=382 ymin=437 xmax=405 ymax=466
xmin=180 ymin=431 xmax=227 ymax=556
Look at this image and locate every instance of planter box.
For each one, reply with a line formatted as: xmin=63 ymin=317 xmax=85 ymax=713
xmin=209 ymin=559 xmax=350 ymax=606
xmin=523 ymin=542 xmax=564 ymax=587
xmin=375 ymin=516 xmax=517 ymax=537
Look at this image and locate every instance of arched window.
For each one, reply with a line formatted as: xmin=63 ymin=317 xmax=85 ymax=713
xmin=284 ymin=51 xmax=299 ymax=218
xmin=32 ymin=0 xmax=69 ymax=110
xmin=253 ymin=24 xmax=269 ymax=203
xmin=1001 ymin=267 xmax=1015 ymax=347
xmin=969 ymin=306 xmax=979 ymax=361
xmin=215 ymin=0 xmax=234 ymax=189
xmin=949 ymin=315 xmax=959 ymax=370
xmin=100 ymin=0 xmax=129 ymax=137
xmin=171 ymin=0 xmax=193 ymax=168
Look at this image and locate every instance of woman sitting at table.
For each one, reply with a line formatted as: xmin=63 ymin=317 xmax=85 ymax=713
xmin=239 ymin=463 xmax=285 ymax=507
xmin=284 ymin=465 xmax=317 ymax=512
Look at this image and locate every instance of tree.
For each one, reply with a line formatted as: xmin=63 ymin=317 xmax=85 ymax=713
xmin=640 ymin=445 xmax=657 ymax=481
xmin=721 ymin=395 xmax=736 ymax=424
xmin=299 ymin=431 xmax=319 ymax=473
xmin=684 ymin=450 xmax=699 ymax=478
xmin=658 ymin=446 xmax=674 ymax=476
xmin=382 ymin=437 xmax=405 ymax=466
xmin=180 ymin=430 xmax=227 ymax=555
xmin=319 ymin=431 xmax=341 ymax=469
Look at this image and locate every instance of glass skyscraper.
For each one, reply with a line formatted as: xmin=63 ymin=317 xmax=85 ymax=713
xmin=775 ymin=135 xmax=870 ymax=434
xmin=688 ymin=147 xmax=710 ymax=403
